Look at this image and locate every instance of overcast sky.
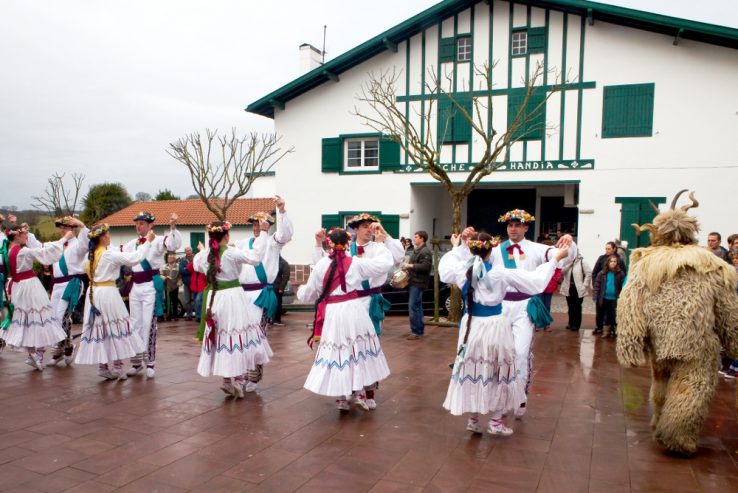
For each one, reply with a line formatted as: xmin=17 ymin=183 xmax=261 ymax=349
xmin=1 ymin=0 xmax=736 ymax=210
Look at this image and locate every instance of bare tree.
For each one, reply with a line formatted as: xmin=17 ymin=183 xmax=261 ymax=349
xmin=32 ymin=173 xmax=85 ymax=217
xmin=354 ymin=62 xmax=559 ymax=321
xmin=355 ymin=62 xmax=558 ymax=234
xmin=167 ymin=128 xmax=293 ymax=221
xmin=135 ymin=192 xmax=153 ymax=202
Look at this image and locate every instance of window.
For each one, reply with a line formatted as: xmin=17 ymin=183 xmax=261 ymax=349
xmin=602 ymin=83 xmax=655 ymax=138
xmin=457 ymin=37 xmax=472 ymax=62
xmin=511 ymin=31 xmax=527 ymax=55
xmin=507 ymin=87 xmax=546 ymax=141
xmin=437 ymin=93 xmax=473 ymax=144
xmin=345 ymin=138 xmax=379 ymax=169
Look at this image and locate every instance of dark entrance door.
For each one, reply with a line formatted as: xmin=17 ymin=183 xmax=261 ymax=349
xmin=467 ymin=189 xmax=537 ymax=239
xmin=539 ymin=196 xmax=578 ymax=238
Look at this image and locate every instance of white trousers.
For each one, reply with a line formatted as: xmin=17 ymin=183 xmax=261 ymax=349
xmin=129 ymin=282 xmax=155 ymax=357
xmin=503 ymin=299 xmax=535 ymax=399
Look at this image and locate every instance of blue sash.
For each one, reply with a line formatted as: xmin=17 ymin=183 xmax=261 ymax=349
xmin=141 ymin=258 xmax=165 ymax=317
xmin=461 ymin=262 xmax=501 ymax=318
xmin=351 ymin=241 xmax=390 ymax=336
xmin=58 ymin=248 xmax=82 ymax=314
xmin=500 ymin=240 xmax=517 ymax=269
xmin=499 ymin=241 xmax=551 ymax=326
xmin=249 ymin=237 xmax=278 ymax=319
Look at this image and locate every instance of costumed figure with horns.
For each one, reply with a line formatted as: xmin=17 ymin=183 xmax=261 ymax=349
xmin=439 ymin=231 xmax=569 ymax=436
xmin=123 ymin=211 xmax=181 ymax=379
xmin=193 ymin=220 xmax=270 ymax=398
xmin=75 ymin=224 xmax=151 ymax=379
xmin=0 ymin=222 xmax=72 ymax=370
xmin=299 ymin=227 xmax=393 ymax=411
xmin=232 ymin=196 xmax=293 ymax=393
xmin=46 ymin=216 xmax=89 ymax=367
xmin=490 ymin=210 xmax=577 ymax=418
xmin=312 ymin=213 xmax=404 ymax=410
xmin=616 ymin=190 xmax=738 ymax=456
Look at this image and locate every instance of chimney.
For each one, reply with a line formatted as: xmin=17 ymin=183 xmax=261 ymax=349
xmin=299 ymin=43 xmax=323 ymax=74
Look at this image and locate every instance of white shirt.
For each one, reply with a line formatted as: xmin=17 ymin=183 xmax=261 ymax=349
xmin=311 ymin=237 xmax=404 ymax=288
xmin=193 ymin=234 xmax=267 ymax=281
xmin=490 ymin=238 xmax=577 ymax=294
xmin=52 ymin=227 xmax=90 ymax=277
xmin=9 ymin=238 xmax=65 ymax=275
xmin=90 ymin=243 xmax=152 ymax=283
xmin=439 ymin=244 xmax=558 ymax=305
xmin=235 ymin=211 xmax=293 ymax=284
xmin=122 ymin=228 xmax=183 ymax=272
xmin=298 ymin=244 xmax=393 ymax=303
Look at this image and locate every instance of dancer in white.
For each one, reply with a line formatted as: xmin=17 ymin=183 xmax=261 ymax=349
xmin=0 ymin=223 xmax=71 ymax=370
xmin=490 ymin=210 xmax=576 ymax=418
xmin=75 ymin=224 xmax=151 ymax=379
xmin=193 ymin=220 xmax=270 ymax=398
xmin=440 ymin=231 xmax=568 ymax=435
xmin=234 ymin=196 xmax=293 ymax=392
xmin=47 ymin=216 xmax=89 ymax=367
xmin=124 ymin=211 xmax=181 ymax=379
xmin=299 ymin=227 xmax=393 ymax=411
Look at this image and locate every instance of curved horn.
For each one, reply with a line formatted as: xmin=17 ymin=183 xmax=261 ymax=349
xmin=669 ymin=189 xmax=688 ymax=210
xmin=631 ymin=223 xmax=656 ymax=236
xmin=679 ymin=191 xmax=699 ymax=213
xmin=647 ymin=200 xmax=661 ymax=214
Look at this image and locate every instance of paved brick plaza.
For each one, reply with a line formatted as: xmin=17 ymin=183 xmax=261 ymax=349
xmin=0 ymin=312 xmax=736 ymax=492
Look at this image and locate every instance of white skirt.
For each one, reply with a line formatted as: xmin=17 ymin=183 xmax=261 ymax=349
xmin=304 ymin=298 xmax=390 ymax=397
xmin=2 ymin=278 xmax=65 ymax=348
xmin=197 ymin=287 xmax=273 ymax=378
xmin=442 ymin=313 xmax=526 ymax=416
xmin=75 ymin=286 xmax=145 ymax=364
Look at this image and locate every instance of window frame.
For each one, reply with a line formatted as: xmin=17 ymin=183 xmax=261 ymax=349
xmin=343 ymin=137 xmax=380 ymax=172
xmin=511 ymin=30 xmax=528 ymax=57
xmin=456 ymin=35 xmax=472 ymax=62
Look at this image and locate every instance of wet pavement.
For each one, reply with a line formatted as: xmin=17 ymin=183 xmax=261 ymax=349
xmin=0 ymin=312 xmax=736 ymax=492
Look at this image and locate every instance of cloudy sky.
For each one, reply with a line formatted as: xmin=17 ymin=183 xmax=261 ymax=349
xmin=1 ymin=0 xmax=736 ymax=210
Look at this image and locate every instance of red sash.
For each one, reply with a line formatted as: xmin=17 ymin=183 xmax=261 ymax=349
xmin=8 ymin=245 xmax=35 ymax=295
xmin=308 ymin=256 xmax=353 ymax=348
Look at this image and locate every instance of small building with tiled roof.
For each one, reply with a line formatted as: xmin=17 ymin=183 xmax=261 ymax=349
xmin=100 ymin=198 xmax=277 ymax=252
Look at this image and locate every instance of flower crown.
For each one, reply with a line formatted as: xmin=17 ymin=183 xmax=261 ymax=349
xmin=498 ymin=209 xmax=535 ymax=223
xmin=88 ymin=223 xmax=109 ymax=239
xmin=206 ymin=221 xmax=232 ymax=233
xmin=327 ymin=227 xmax=352 ymax=251
xmin=347 ymin=213 xmax=380 ymax=229
xmin=55 ymin=216 xmax=77 ymax=228
xmin=247 ymin=212 xmax=275 ymax=225
xmin=466 ymin=236 xmax=501 ymax=249
xmin=133 ymin=211 xmax=155 ymax=223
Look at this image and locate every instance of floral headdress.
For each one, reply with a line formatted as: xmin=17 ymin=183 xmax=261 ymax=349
xmin=466 ymin=236 xmax=501 ymax=250
xmin=327 ymin=227 xmax=352 ymax=251
xmin=206 ymin=221 xmax=232 ymax=234
xmin=247 ymin=212 xmax=275 ymax=225
xmin=346 ymin=213 xmax=380 ymax=230
xmin=132 ymin=211 xmax=155 ymax=223
xmin=54 ymin=216 xmax=77 ymax=228
xmin=88 ymin=223 xmax=109 ymax=239
xmin=498 ymin=209 xmax=535 ymax=224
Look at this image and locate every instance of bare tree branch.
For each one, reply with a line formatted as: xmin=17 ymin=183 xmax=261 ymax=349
xmin=32 ymin=172 xmax=86 ymax=217
xmin=167 ymin=128 xmax=294 ymax=221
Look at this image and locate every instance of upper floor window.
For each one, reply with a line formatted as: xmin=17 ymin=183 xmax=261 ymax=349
xmin=457 ymin=36 xmax=472 ymax=62
xmin=511 ymin=27 xmax=546 ymax=56
xmin=345 ymin=138 xmax=379 ymax=169
xmin=511 ymin=31 xmax=527 ymax=56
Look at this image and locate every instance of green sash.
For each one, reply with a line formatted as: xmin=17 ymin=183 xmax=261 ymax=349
xmin=141 ymin=258 xmax=165 ymax=317
xmin=249 ymin=237 xmax=278 ymax=319
xmin=500 ymin=240 xmax=517 ymax=269
xmin=59 ymin=248 xmax=82 ymax=315
xmin=350 ymin=241 xmax=391 ymax=336
xmin=197 ymin=279 xmax=241 ymax=341
xmin=500 ymin=240 xmax=552 ymax=327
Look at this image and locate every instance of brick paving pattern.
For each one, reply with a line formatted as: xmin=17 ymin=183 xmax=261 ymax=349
xmin=0 ymin=313 xmax=736 ymax=492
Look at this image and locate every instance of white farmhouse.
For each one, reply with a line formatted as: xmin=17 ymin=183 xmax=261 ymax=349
xmin=247 ymin=0 xmax=738 ymax=268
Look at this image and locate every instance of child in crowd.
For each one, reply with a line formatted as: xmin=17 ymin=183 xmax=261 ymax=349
xmin=592 ymin=254 xmax=626 ymax=338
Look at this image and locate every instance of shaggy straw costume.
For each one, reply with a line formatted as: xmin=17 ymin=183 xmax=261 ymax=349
xmin=616 ymin=190 xmax=738 ymax=456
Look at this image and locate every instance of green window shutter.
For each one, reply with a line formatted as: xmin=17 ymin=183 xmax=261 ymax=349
xmin=527 ymin=27 xmax=546 ymax=53
xmin=190 ymin=232 xmax=204 ymax=251
xmin=379 ymin=135 xmax=402 ymax=171
xmin=321 ymin=214 xmax=341 ymax=231
xmin=321 ymin=137 xmax=342 ymax=173
xmin=437 ymin=93 xmax=473 ymax=144
xmin=602 ymin=83 xmax=655 ymax=138
xmin=379 ymin=214 xmax=400 ymax=239
xmin=507 ymin=88 xmax=545 ymax=141
xmin=453 ymin=94 xmax=473 ymax=143
xmin=615 ymin=197 xmax=666 ymax=259
xmin=439 ymin=37 xmax=455 ymax=62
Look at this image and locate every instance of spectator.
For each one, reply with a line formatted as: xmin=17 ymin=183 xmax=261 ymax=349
xmin=727 ymin=234 xmax=738 ymax=250
xmin=186 ymin=259 xmax=207 ymax=324
xmin=560 ymin=252 xmax=592 ymax=332
xmin=592 ymin=255 xmax=626 ymax=339
xmin=117 ymin=266 xmax=133 ymax=311
xmin=706 ymin=232 xmax=730 ymax=263
xmin=160 ymin=252 xmax=181 ymax=321
xmin=270 ymin=256 xmax=290 ymax=326
xmin=403 ymin=230 xmax=432 ymax=340
xmin=179 ymin=247 xmax=194 ymax=320
xmin=592 ymin=242 xmax=626 ymax=334
xmin=719 ymin=249 xmax=738 ymax=378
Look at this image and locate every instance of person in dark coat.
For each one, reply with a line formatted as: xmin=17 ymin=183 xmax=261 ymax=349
xmin=592 ymin=241 xmax=626 ymax=333
xmin=270 ymin=256 xmax=290 ymax=326
xmin=402 ymin=231 xmax=432 ymax=339
xmin=592 ymin=255 xmax=626 ymax=338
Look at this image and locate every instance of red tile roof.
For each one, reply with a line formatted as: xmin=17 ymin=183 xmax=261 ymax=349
xmin=100 ymin=198 xmax=277 ymax=227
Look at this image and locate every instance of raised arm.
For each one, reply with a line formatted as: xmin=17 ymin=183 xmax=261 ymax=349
xmin=438 ymin=244 xmax=472 ymax=288
xmin=162 ymin=213 xmax=182 ymax=251
xmin=272 ymin=196 xmax=293 ymax=246
xmin=27 ymin=237 xmax=67 ymax=265
xmin=353 ymin=242 xmax=393 ymax=280
xmin=108 ymin=241 xmax=152 ymax=268
xmin=487 ymin=257 xmax=556 ymax=295
xmin=231 ymin=231 xmax=267 ymax=266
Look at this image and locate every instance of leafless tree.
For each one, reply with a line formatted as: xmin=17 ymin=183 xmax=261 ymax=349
xmin=32 ymin=173 xmax=85 ymax=217
xmin=135 ymin=192 xmax=153 ymax=202
xmin=167 ymin=128 xmax=294 ymax=221
xmin=354 ymin=62 xmax=560 ymax=320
